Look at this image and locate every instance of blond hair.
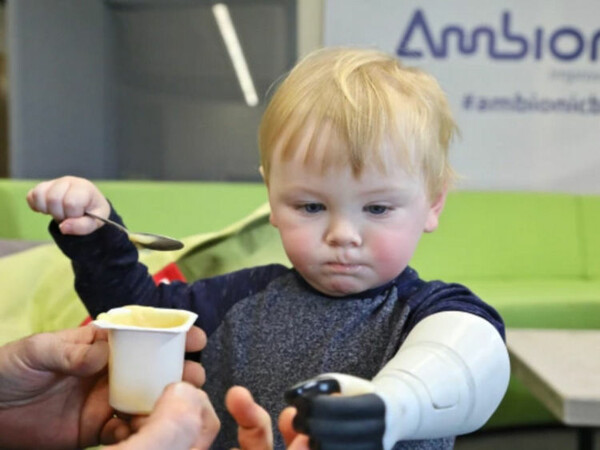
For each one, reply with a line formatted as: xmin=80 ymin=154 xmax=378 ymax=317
xmin=258 ymin=47 xmax=458 ymax=201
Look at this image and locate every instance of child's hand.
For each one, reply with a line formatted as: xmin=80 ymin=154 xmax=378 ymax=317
xmin=27 ymin=176 xmax=111 ymax=236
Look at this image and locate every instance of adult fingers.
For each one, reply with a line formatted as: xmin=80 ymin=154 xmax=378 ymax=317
xmin=20 ymin=326 xmax=108 ymax=377
xmin=185 ymin=326 xmax=207 ymax=353
xmin=182 ymin=359 xmax=205 ymax=388
xmin=105 ymin=383 xmax=219 ymax=450
xmin=100 ymin=417 xmax=133 ymax=445
xmin=60 ymin=326 xmax=109 ymax=376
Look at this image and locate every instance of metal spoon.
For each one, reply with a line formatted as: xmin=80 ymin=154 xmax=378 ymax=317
xmin=85 ymin=212 xmax=184 ymax=251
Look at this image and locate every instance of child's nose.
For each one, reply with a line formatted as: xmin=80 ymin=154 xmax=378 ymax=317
xmin=325 ymin=217 xmax=362 ymax=247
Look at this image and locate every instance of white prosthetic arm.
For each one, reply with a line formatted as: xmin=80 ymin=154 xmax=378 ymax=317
xmin=291 ymin=311 xmax=510 ymax=449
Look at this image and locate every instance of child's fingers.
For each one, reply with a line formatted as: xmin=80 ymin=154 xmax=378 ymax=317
xmin=28 ymin=177 xmax=79 ymax=221
xmin=60 ymin=177 xmax=111 ymax=220
xmin=27 ymin=176 xmax=111 ymax=236
xmin=58 ymin=216 xmax=101 ymax=236
xmin=278 ymin=407 xmax=299 ymax=447
xmin=287 ymin=435 xmax=311 ymax=450
xmin=62 ymin=182 xmax=96 ymax=219
xmin=26 ymin=180 xmax=54 ymax=213
xmin=225 ymin=386 xmax=273 ymax=450
xmin=45 ymin=179 xmax=73 ymax=220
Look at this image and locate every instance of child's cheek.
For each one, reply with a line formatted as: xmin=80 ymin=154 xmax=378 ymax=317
xmin=280 ymin=228 xmax=316 ymax=268
xmin=369 ymin=231 xmax=416 ymax=279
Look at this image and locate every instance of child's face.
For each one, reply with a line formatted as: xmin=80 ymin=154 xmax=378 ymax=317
xmin=266 ymin=152 xmax=445 ymax=297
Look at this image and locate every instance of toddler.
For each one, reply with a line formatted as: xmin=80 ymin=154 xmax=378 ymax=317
xmin=28 ymin=47 xmax=509 ymax=450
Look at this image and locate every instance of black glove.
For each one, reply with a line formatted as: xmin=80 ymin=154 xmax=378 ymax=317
xmin=285 ymin=377 xmax=386 ymax=450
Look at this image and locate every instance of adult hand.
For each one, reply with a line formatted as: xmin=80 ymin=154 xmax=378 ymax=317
xmin=0 ymin=324 xmax=206 ymax=449
xmin=106 ymin=382 xmax=219 ymax=450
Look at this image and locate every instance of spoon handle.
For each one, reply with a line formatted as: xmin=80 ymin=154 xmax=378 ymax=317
xmin=85 ymin=211 xmax=130 ymax=236
xmin=84 ymin=211 xmax=184 ymax=251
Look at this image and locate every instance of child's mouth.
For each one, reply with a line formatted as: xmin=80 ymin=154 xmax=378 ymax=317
xmin=324 ymin=262 xmax=362 ymax=274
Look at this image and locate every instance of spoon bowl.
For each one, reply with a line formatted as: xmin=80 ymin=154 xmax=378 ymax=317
xmin=85 ymin=212 xmax=184 ymax=251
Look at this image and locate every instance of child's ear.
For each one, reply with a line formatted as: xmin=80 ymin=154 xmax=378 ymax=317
xmin=269 ymin=212 xmax=278 ymax=228
xmin=424 ymin=186 xmax=448 ymax=233
xmin=259 ymin=165 xmax=269 ymax=187
xmin=259 ymin=165 xmax=277 ymax=227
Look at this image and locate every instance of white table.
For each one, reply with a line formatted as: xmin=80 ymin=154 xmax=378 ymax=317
xmin=506 ymin=329 xmax=600 ymax=450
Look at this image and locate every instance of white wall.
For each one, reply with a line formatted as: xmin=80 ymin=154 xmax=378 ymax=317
xmin=297 ymin=0 xmax=323 ymax=58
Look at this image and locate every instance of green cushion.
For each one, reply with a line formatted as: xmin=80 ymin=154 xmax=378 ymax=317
xmin=581 ymin=195 xmax=600 ymax=279
xmin=412 ymin=192 xmax=584 ymax=281
xmin=0 ymin=244 xmax=87 ymax=345
xmin=0 ymin=180 xmax=49 ymax=240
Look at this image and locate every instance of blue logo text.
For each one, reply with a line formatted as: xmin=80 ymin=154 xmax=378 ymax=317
xmin=397 ymin=9 xmax=600 ymax=61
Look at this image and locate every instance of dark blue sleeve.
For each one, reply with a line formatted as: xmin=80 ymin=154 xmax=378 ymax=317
xmin=176 ymin=264 xmax=289 ymax=336
xmin=49 ymin=208 xmax=289 ymax=336
xmin=402 ymin=278 xmax=506 ymax=341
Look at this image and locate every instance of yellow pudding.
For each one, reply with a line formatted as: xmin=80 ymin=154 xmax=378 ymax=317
xmin=97 ymin=305 xmax=189 ymax=328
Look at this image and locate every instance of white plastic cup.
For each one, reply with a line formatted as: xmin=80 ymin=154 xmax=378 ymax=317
xmin=94 ymin=305 xmax=198 ymax=414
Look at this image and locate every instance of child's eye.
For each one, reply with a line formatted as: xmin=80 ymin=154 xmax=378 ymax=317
xmin=365 ymin=205 xmax=389 ymax=215
xmin=301 ymin=203 xmax=325 ymax=214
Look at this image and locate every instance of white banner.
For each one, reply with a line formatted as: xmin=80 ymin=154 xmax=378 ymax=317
xmin=324 ymin=0 xmax=600 ymax=193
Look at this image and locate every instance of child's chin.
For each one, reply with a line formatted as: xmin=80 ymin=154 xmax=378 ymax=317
xmin=318 ymin=278 xmax=370 ymax=297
